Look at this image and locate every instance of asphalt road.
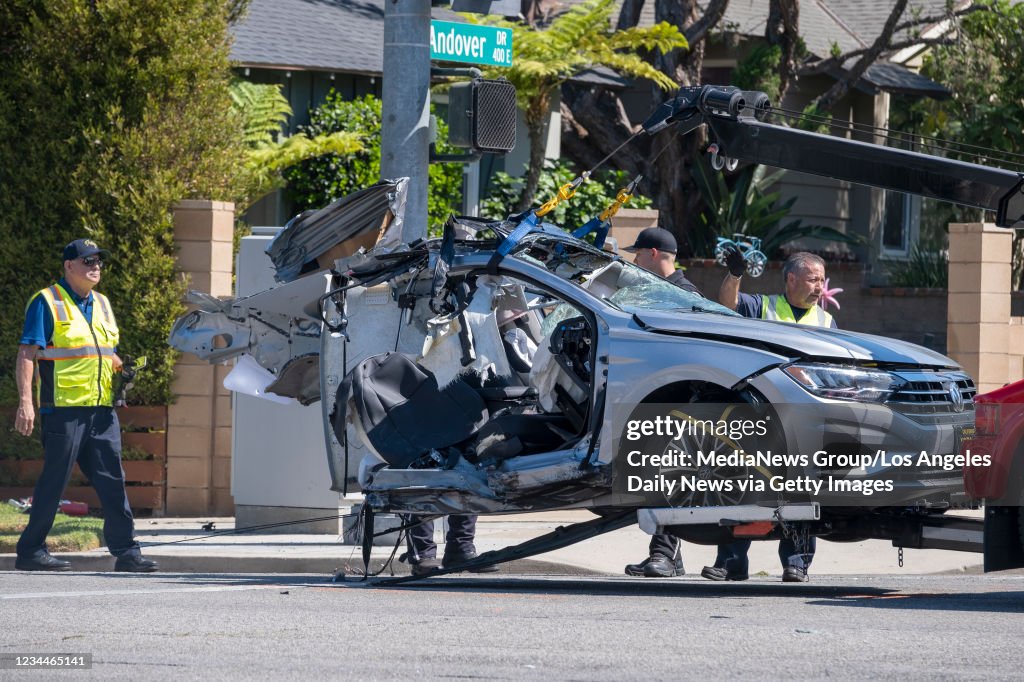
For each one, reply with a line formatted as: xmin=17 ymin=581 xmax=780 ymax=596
xmin=1 ymin=571 xmax=1022 ymax=680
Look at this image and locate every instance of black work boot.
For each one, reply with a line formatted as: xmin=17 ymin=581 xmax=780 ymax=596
xmin=642 ymin=550 xmax=685 ymax=577
xmin=16 ymin=552 xmax=71 ymax=572
xmin=114 ymin=552 xmax=159 ymax=573
xmin=782 ymin=566 xmax=809 ymax=583
xmin=410 ymin=557 xmax=441 ymax=577
xmin=700 ymin=566 xmax=749 ymax=581
xmin=624 ymin=556 xmax=654 ymax=576
xmin=442 ymin=547 xmax=499 ymax=573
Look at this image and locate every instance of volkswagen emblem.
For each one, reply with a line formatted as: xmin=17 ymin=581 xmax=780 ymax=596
xmin=947 ymin=382 xmax=965 ymax=413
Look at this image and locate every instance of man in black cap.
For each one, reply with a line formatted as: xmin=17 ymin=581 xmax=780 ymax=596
xmin=13 ymin=238 xmax=158 ymax=573
xmin=622 ymin=227 xmax=698 ymax=577
xmin=624 ymin=227 xmax=700 ymax=294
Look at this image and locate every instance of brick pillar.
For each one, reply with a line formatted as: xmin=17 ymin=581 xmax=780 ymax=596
xmin=947 ymin=222 xmax=1013 ymax=393
xmin=167 ymin=200 xmax=235 ymax=516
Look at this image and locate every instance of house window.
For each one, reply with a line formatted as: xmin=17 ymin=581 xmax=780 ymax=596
xmin=881 ymin=191 xmax=919 ymax=257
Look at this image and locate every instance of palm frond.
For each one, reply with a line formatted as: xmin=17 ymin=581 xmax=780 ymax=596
xmin=229 ymin=80 xmax=291 ymax=146
xmin=479 ymin=0 xmax=683 ymax=93
xmin=593 ymin=52 xmax=678 ymax=90
xmin=607 ymin=24 xmax=688 ymax=54
xmin=244 ymin=131 xmax=362 ymax=202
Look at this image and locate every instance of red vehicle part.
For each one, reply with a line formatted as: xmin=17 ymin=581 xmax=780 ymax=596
xmin=963 ymin=379 xmax=1024 ymax=502
xmin=962 ymin=379 xmax=1024 ymax=571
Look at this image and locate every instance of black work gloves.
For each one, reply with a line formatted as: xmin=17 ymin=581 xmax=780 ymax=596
xmin=723 ymin=243 xmax=746 ymax=277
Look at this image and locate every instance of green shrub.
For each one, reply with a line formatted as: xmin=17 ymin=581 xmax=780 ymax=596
xmin=0 ymin=503 xmax=105 ymax=553
xmin=284 ymin=92 xmax=463 ymax=236
xmin=0 ymin=429 xmax=43 ymax=461
xmin=0 ymin=0 xmax=247 ymax=407
xmin=886 ymin=244 xmax=949 ymax=288
xmin=480 ymin=158 xmax=652 ymax=230
xmin=691 ymin=159 xmax=860 ymax=259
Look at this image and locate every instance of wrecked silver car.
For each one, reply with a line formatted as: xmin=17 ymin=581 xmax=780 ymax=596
xmin=170 ymin=175 xmax=976 ymax=565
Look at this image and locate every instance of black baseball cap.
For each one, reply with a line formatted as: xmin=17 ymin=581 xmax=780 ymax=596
xmin=63 ymin=238 xmax=110 ymax=261
xmin=624 ymin=227 xmax=677 ymax=254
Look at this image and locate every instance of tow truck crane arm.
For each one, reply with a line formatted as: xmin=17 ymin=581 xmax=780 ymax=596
xmin=643 ymin=85 xmax=1024 ymax=229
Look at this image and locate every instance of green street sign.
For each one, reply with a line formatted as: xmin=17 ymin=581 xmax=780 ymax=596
xmin=430 ymin=20 xmax=512 ymax=67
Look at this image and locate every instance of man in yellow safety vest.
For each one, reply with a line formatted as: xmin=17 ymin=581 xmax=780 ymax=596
xmin=13 ymin=239 xmax=157 ymax=572
xmin=718 ymin=248 xmax=835 ymax=328
xmin=706 ymin=247 xmax=835 ymax=583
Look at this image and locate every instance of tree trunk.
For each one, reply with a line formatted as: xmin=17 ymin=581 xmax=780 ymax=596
xmin=561 ymin=85 xmax=648 ymax=177
xmin=617 ymin=0 xmax=645 ymax=30
xmin=813 ymin=0 xmax=908 ymax=113
xmin=767 ymin=0 xmax=800 ymax=103
xmin=560 ymin=0 xmax=731 ymax=256
xmin=646 ymin=0 xmax=710 ymax=257
xmin=516 ymin=113 xmax=550 ymax=212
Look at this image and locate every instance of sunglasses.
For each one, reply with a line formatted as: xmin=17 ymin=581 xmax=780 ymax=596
xmin=80 ymin=256 xmax=104 ymax=268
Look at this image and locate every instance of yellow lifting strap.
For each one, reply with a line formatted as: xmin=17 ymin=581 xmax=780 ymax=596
xmin=599 ymin=175 xmax=643 ymax=222
xmin=535 ymin=172 xmax=590 ymax=218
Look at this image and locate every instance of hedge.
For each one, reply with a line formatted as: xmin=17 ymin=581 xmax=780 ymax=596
xmin=0 ymin=0 xmax=247 ymax=407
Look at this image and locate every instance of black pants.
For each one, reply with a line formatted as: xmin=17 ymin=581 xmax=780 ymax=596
xmin=649 ymin=533 xmax=679 ymax=559
xmin=713 ymin=537 xmax=817 ymax=575
xmin=16 ymin=407 xmax=139 ymax=559
xmin=407 ymin=514 xmax=478 ymax=561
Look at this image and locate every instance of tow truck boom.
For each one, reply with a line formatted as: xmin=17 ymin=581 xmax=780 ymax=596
xmin=643 ymin=85 xmax=1024 ymax=229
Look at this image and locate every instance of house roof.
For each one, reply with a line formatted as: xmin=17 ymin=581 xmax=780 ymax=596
xmin=623 ymin=1 xmax=964 ymax=60
xmin=825 ymin=0 xmax=969 ymax=50
xmin=613 ymin=0 xmax=952 ymax=97
xmin=231 ymin=0 xmax=954 ymax=97
xmin=231 ymin=0 xmax=459 ymax=75
xmin=862 ymin=61 xmax=951 ymax=98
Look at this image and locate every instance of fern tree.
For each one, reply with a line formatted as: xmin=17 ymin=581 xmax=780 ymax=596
xmin=229 ymin=80 xmax=362 ymax=212
xmin=472 ymin=0 xmax=687 ymax=210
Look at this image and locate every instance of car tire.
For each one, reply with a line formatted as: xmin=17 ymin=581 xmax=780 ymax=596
xmin=651 ymin=401 xmax=780 ymax=509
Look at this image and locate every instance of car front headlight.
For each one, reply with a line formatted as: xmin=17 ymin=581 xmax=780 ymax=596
xmin=782 ymin=363 xmax=903 ymax=403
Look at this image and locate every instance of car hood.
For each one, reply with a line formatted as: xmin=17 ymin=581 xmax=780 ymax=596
xmin=633 ymin=310 xmax=958 ymax=367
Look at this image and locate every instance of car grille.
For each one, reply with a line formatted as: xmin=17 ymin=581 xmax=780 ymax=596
xmin=886 ymin=371 xmax=976 ymax=423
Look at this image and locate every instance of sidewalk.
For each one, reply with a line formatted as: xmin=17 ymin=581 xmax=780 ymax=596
xmin=0 ymin=510 xmax=988 ymax=577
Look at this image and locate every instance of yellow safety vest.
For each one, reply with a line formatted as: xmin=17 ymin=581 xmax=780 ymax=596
xmin=34 ymin=283 xmax=119 ymax=407
xmin=760 ymin=294 xmax=833 ymax=327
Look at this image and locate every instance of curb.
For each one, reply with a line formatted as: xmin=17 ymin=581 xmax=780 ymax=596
xmin=0 ymin=553 xmax=605 ymax=576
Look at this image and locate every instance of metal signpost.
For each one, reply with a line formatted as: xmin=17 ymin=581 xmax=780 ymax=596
xmin=381 ymin=0 xmax=431 ymax=242
xmin=381 ymin=1 xmax=514 ymax=242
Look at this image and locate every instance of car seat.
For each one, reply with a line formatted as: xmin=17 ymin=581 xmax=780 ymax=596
xmin=343 ymin=352 xmax=488 ymax=468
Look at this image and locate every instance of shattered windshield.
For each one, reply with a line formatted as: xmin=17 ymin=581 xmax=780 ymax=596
xmin=511 ymin=235 xmax=737 ymax=315
xmin=608 ymin=265 xmax=738 ymax=316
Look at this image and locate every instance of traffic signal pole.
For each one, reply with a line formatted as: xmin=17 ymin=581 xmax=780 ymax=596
xmin=382 ymin=0 xmax=431 ymax=242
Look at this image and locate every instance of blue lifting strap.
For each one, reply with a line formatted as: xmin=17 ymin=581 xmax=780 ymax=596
xmin=571 ymin=217 xmax=610 ymax=250
xmin=487 ymin=211 xmax=539 ymax=274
